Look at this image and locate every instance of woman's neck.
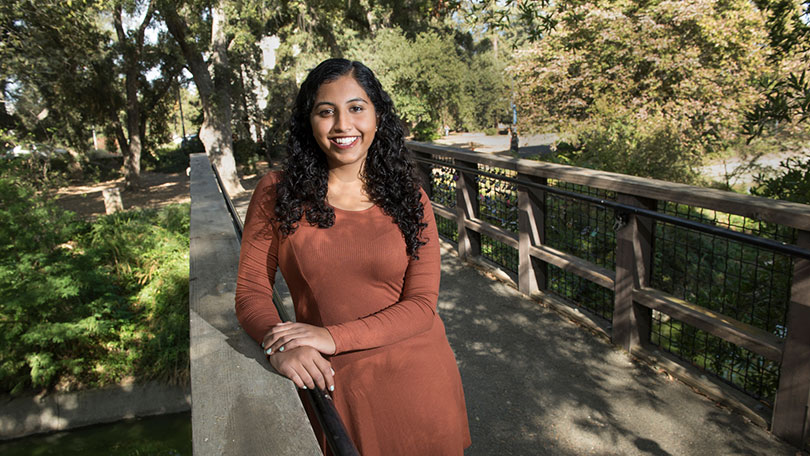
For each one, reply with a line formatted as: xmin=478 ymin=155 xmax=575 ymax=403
xmin=327 ymin=164 xmax=373 ymax=211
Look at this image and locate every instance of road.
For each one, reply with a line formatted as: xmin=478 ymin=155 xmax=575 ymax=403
xmin=431 ymin=132 xmax=808 ymax=190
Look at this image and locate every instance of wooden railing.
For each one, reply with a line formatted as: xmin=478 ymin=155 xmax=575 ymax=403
xmin=407 ymin=141 xmax=810 ymax=449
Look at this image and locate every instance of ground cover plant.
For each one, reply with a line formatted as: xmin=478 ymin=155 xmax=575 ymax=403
xmin=0 ymin=166 xmax=189 ymax=395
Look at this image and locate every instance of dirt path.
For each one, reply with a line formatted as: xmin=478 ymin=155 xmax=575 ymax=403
xmin=54 ymin=162 xmax=271 ymax=219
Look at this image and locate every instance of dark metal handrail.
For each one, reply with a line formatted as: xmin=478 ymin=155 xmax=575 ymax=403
xmin=211 ymin=164 xmax=360 ymax=456
xmin=413 ymin=155 xmax=810 ymax=261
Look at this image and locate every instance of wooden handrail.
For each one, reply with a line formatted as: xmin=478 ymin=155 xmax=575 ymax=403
xmin=408 ymin=141 xmax=810 ymax=231
xmin=407 ymin=141 xmax=810 ymax=450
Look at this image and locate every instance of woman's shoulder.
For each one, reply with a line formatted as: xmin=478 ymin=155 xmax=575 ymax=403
xmin=253 ymin=170 xmax=284 ymax=199
xmin=258 ymin=170 xmax=283 ymax=188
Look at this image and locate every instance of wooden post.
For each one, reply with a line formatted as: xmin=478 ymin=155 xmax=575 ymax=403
xmin=517 ymin=174 xmax=547 ymax=295
xmin=612 ymin=194 xmax=656 ymax=352
xmin=456 ymin=159 xmax=481 ymax=261
xmin=772 ymin=229 xmax=810 ymax=449
xmin=411 ymin=150 xmax=433 ymax=199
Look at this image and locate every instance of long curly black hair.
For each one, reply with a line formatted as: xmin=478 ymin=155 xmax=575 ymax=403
xmin=275 ymin=58 xmax=427 ymax=258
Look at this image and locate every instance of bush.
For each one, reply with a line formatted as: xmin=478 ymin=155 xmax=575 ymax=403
xmin=512 ymin=0 xmax=770 ymax=181
xmin=552 ymin=104 xmax=701 ymax=183
xmin=0 ymin=170 xmax=189 ymax=394
xmin=142 ymin=146 xmax=190 ymax=174
xmin=412 ymin=119 xmax=441 ymax=142
xmin=750 ymin=154 xmax=810 ymax=204
xmin=233 ymin=138 xmax=263 ymax=174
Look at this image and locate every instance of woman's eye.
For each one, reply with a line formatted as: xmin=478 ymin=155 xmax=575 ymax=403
xmin=350 ymin=105 xmax=364 ymax=113
xmin=318 ymin=109 xmax=334 ymax=116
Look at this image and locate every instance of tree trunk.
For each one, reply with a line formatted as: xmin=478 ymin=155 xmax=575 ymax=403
xmin=162 ymin=1 xmax=244 ymax=196
xmin=122 ymin=67 xmax=142 ymax=189
xmin=113 ymin=2 xmax=154 ymax=190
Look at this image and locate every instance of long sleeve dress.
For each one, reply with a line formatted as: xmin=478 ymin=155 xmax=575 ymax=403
xmin=235 ymin=171 xmax=471 ymax=456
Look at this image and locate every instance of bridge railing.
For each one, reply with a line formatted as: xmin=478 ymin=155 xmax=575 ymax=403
xmin=189 ymin=153 xmax=358 ymax=455
xmin=408 ymin=141 xmax=810 ymax=450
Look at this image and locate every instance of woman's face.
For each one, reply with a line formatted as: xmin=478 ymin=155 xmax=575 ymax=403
xmin=310 ymin=74 xmax=378 ymax=171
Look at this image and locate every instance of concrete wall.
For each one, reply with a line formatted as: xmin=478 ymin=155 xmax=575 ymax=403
xmin=0 ymin=381 xmax=189 ymax=440
xmin=189 ymin=154 xmax=320 ymax=456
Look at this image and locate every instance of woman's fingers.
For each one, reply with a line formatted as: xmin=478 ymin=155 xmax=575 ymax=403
xmin=267 ymin=347 xmax=334 ymax=392
xmin=263 ymin=323 xmax=336 ymax=355
xmin=314 ymin=356 xmax=336 ymax=392
xmin=262 ymin=323 xmax=302 ymax=354
xmin=302 ymin=361 xmax=325 ymax=390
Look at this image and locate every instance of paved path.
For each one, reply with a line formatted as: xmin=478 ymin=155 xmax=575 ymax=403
xmin=437 ymin=243 xmax=796 ymax=455
xmin=234 ymin=192 xmax=800 ymax=456
xmin=433 ymin=132 xmax=809 ymax=191
xmin=433 ymin=132 xmax=559 ymax=158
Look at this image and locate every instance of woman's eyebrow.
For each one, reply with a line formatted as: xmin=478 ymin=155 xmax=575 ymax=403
xmin=313 ymin=98 xmax=368 ymax=110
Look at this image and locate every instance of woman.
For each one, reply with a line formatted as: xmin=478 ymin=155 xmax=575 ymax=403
xmin=235 ymin=58 xmax=470 ymax=455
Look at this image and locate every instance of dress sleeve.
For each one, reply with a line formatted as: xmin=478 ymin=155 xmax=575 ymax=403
xmin=235 ymin=172 xmax=284 ymax=344
xmin=325 ymin=190 xmax=441 ymax=353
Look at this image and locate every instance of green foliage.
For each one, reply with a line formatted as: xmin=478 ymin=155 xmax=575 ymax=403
xmin=142 ymin=146 xmax=190 ymax=174
xmin=553 ymin=103 xmax=701 ymax=183
xmin=233 ymin=138 xmax=263 ymax=173
xmin=412 ymin=119 xmax=442 ymax=142
xmin=1 ymin=0 xmax=111 ymax=152
xmin=512 ymin=0 xmax=771 ymax=182
xmin=0 ymin=170 xmax=189 ymax=395
xmin=745 ymin=0 xmax=810 ymax=137
xmin=347 ymin=27 xmax=511 ymax=136
xmin=750 ymin=154 xmax=810 ymax=203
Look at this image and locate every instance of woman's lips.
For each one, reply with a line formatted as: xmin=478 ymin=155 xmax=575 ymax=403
xmin=330 ymin=136 xmax=359 ymax=148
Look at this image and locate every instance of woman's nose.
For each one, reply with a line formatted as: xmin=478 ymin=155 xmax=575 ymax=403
xmin=332 ymin=111 xmax=351 ymax=132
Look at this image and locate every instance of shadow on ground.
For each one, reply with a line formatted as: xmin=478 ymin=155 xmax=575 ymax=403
xmin=436 ymin=244 xmax=796 ymax=456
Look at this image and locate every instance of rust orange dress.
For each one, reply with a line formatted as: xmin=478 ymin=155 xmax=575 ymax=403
xmin=235 ymin=172 xmax=471 ymax=455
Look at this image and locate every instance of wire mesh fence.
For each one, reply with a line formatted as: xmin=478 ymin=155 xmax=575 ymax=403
xmin=544 ymin=180 xmax=617 ymax=319
xmin=430 ymin=158 xmax=458 ymax=241
xmin=478 ymin=165 xmax=518 ymax=272
xmin=422 ymin=155 xmax=797 ymax=405
xmin=651 ymin=202 xmax=795 ymax=403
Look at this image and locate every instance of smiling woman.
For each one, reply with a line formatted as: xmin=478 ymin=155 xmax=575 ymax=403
xmin=235 ymin=59 xmax=471 ymax=455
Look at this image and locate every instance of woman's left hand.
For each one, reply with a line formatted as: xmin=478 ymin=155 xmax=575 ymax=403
xmin=263 ymin=322 xmax=337 ymax=356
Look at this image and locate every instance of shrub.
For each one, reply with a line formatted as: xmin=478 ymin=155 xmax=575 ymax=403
xmin=142 ymin=146 xmax=190 ymax=174
xmin=750 ymin=154 xmax=810 ymax=204
xmin=0 ymin=170 xmax=189 ymax=394
xmin=512 ymin=0 xmax=770 ymax=182
xmin=233 ymin=138 xmax=263 ymax=174
xmin=412 ymin=119 xmax=441 ymax=142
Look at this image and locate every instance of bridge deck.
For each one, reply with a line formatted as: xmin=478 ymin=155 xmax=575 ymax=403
xmin=232 ymin=186 xmax=797 ymax=455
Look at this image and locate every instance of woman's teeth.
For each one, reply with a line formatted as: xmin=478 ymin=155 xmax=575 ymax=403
xmin=333 ymin=137 xmax=358 ymax=145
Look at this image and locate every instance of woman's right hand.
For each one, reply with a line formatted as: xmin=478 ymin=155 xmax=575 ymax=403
xmin=266 ymin=346 xmax=335 ymax=392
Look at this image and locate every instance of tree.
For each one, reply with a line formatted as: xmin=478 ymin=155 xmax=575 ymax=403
xmin=347 ymin=28 xmax=509 ymax=138
xmin=511 ymin=0 xmax=772 ymax=182
xmin=159 ymin=0 xmax=248 ymax=195
xmin=744 ymin=0 xmax=810 ymax=137
xmin=1 ymin=0 xmax=183 ymax=188
xmin=0 ymin=0 xmax=110 ymax=152
xmin=111 ymin=0 xmax=183 ymax=188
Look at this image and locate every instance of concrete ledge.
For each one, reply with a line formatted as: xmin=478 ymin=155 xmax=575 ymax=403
xmin=189 ymin=154 xmax=320 ymax=456
xmin=0 ymin=381 xmax=190 ymax=440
